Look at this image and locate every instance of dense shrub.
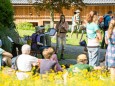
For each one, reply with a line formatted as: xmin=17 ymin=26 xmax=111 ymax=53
xmin=0 ymin=0 xmax=14 ymax=29
xmin=0 ymin=0 xmax=19 ymax=52
xmin=16 ymin=22 xmax=35 ymax=30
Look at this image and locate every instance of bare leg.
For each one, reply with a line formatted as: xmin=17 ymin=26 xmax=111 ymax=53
xmin=76 ymin=25 xmax=80 ymax=38
xmin=2 ymin=56 xmax=12 ymax=67
xmin=70 ymin=25 xmax=75 ymax=38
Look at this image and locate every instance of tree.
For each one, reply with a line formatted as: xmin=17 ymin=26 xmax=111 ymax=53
xmin=33 ymin=0 xmax=85 ymax=28
xmin=0 ymin=0 xmax=19 ymax=52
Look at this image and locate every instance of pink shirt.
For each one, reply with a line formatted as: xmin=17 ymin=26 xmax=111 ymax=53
xmin=50 ymin=54 xmax=62 ymax=71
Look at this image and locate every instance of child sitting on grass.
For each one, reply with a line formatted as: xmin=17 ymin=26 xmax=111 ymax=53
xmin=63 ymin=54 xmax=102 ymax=84
xmin=39 ymin=48 xmax=57 ymax=74
xmin=48 ymin=47 xmax=62 ymax=72
xmin=67 ymin=54 xmax=101 ymax=73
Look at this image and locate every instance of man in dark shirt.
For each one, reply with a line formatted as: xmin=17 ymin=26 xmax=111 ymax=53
xmin=101 ymin=11 xmax=113 ymax=49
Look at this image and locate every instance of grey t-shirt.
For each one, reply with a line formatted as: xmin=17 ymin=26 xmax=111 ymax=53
xmin=40 ymin=59 xmax=56 ymax=74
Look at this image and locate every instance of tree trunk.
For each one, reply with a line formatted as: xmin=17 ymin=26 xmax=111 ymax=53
xmin=50 ymin=9 xmax=54 ymax=28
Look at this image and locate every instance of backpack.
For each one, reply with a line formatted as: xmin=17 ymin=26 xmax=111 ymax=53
xmin=31 ymin=33 xmax=38 ymax=44
xmin=11 ymin=55 xmax=19 ymax=71
xmin=98 ymin=17 xmax=104 ymax=29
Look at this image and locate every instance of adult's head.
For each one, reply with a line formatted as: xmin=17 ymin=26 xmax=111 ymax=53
xmin=60 ymin=14 xmax=65 ymax=23
xmin=86 ymin=13 xmax=93 ymax=23
xmin=21 ymin=44 xmax=31 ymax=54
xmin=75 ymin=10 xmax=80 ymax=15
xmin=90 ymin=11 xmax=98 ymax=17
xmin=77 ymin=54 xmax=88 ymax=64
xmin=108 ymin=11 xmax=112 ymax=16
xmin=35 ymin=26 xmax=45 ymax=33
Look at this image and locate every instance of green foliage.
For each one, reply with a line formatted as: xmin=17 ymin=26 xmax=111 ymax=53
xmin=34 ymin=0 xmax=85 ymax=14
xmin=0 ymin=0 xmax=14 ymax=28
xmin=34 ymin=0 xmax=85 ymax=28
xmin=16 ymin=22 xmax=35 ymax=30
xmin=45 ymin=24 xmax=50 ymax=32
xmin=0 ymin=0 xmax=20 ymax=52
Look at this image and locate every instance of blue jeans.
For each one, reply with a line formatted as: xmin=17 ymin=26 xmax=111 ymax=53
xmin=87 ymin=47 xmax=100 ymax=67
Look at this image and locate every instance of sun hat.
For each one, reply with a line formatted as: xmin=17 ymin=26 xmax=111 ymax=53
xmin=35 ymin=26 xmax=45 ymax=32
xmin=75 ymin=10 xmax=80 ymax=13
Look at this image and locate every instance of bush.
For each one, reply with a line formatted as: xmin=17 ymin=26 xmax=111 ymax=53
xmin=16 ymin=22 xmax=35 ymax=30
xmin=0 ymin=0 xmax=19 ymax=52
xmin=45 ymin=24 xmax=50 ymax=32
xmin=0 ymin=0 xmax=14 ymax=29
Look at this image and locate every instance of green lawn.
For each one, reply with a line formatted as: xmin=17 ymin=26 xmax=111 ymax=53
xmin=17 ymin=29 xmax=87 ymax=59
xmin=51 ymin=33 xmax=87 ymax=46
xmin=17 ymin=29 xmax=87 ymax=46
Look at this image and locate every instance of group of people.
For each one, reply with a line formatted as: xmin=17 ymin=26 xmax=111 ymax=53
xmin=15 ymin=44 xmax=62 ymax=80
xmin=73 ymin=10 xmax=115 ymax=81
xmin=0 ymin=9 xmax=115 ymax=82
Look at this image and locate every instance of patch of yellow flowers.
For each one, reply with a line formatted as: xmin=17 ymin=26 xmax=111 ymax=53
xmin=0 ymin=66 xmax=115 ymax=86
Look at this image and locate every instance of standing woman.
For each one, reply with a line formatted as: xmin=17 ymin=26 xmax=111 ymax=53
xmin=105 ymin=19 xmax=115 ymax=81
xmin=55 ymin=15 xmax=69 ymax=59
xmin=86 ymin=13 xmax=102 ymax=67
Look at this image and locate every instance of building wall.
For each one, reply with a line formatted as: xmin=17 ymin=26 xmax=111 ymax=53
xmin=13 ymin=5 xmax=115 ymax=26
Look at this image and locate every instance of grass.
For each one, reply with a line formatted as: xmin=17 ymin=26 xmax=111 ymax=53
xmin=17 ymin=29 xmax=87 ymax=45
xmin=17 ymin=29 xmax=87 ymax=59
xmin=51 ymin=33 xmax=87 ymax=46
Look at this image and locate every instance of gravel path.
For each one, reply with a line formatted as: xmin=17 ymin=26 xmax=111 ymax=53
xmin=52 ymin=43 xmax=106 ymax=66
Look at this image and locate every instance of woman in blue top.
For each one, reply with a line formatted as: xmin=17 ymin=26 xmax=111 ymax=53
xmin=86 ymin=13 xmax=102 ymax=67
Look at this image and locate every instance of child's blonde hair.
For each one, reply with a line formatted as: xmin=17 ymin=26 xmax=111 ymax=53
xmin=42 ymin=47 xmax=54 ymax=59
xmin=108 ymin=19 xmax=115 ymax=38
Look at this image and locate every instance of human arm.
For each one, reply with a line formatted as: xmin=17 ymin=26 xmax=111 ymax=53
xmin=96 ymin=30 xmax=102 ymax=41
xmin=105 ymin=31 xmax=109 ymax=44
xmin=2 ymin=51 xmax=13 ymax=58
xmin=0 ymin=48 xmax=13 ymax=58
xmin=30 ymin=57 xmax=39 ymax=67
xmin=94 ymin=66 xmax=102 ymax=70
xmin=62 ymin=21 xmax=69 ymax=32
xmin=37 ymin=42 xmax=43 ymax=46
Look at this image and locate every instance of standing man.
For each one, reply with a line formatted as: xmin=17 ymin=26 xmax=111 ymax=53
xmin=70 ymin=10 xmax=81 ymax=38
xmin=55 ymin=15 xmax=69 ymax=60
xmin=101 ymin=11 xmax=113 ymax=49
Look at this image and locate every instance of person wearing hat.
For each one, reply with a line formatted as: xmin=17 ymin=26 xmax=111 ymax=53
xmin=31 ymin=25 xmax=49 ymax=58
xmin=70 ymin=9 xmax=81 ymax=38
xmin=67 ymin=54 xmax=102 ymax=73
